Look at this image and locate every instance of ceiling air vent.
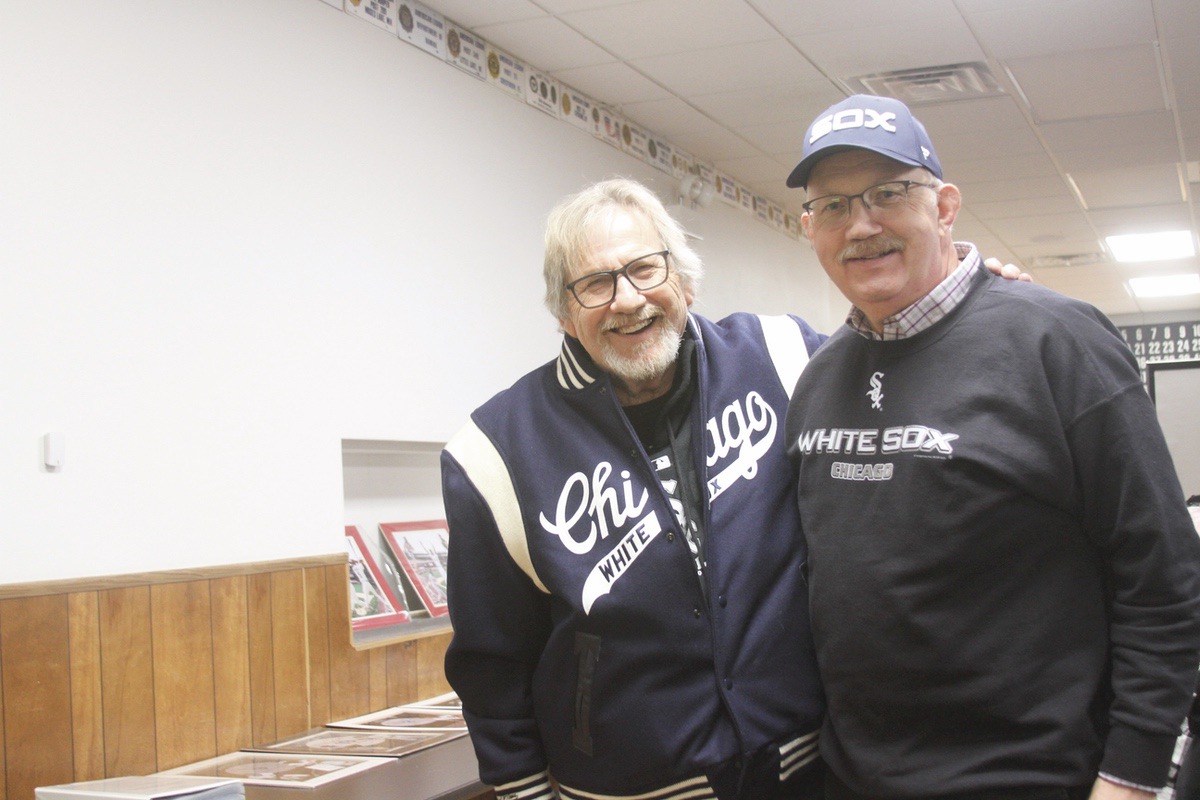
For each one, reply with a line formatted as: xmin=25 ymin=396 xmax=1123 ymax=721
xmin=850 ymin=63 xmax=1004 ymax=104
xmin=1028 ymin=253 xmax=1108 ymax=269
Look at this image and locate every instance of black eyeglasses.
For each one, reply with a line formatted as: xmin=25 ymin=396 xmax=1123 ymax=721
xmin=566 ymin=250 xmax=671 ymax=308
xmin=802 ymin=180 xmax=936 ymax=230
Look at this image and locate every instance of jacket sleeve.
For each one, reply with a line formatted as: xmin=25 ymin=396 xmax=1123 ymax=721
xmin=1072 ymin=381 xmax=1200 ymax=788
xmin=441 ymin=446 xmax=555 ymax=795
xmin=790 ymin=313 xmax=829 ymax=356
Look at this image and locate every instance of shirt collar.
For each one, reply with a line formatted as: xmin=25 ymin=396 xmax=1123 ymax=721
xmin=847 ymin=242 xmax=981 ymax=341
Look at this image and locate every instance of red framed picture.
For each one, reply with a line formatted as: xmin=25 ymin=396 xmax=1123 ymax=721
xmin=380 ymin=520 xmax=450 ymax=617
xmin=345 ymin=525 xmax=410 ymax=629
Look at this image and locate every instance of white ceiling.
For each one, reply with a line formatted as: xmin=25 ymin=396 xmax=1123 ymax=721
xmin=415 ymin=0 xmax=1200 ymax=319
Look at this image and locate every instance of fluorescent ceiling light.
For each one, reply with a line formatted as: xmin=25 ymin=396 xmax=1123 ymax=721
xmin=1128 ymin=273 xmax=1200 ymax=298
xmin=1106 ymin=231 xmax=1195 ymax=263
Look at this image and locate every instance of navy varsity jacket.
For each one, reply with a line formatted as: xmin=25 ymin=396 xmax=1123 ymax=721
xmin=441 ymin=312 xmax=826 ymax=800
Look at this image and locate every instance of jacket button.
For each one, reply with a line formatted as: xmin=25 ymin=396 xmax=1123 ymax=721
xmin=693 ymin=607 xmax=701 ymax=618
xmin=666 ymin=532 xmax=674 ymax=542
xmin=724 ymin=679 xmax=733 ymax=690
xmin=718 ymin=595 xmax=727 ymax=608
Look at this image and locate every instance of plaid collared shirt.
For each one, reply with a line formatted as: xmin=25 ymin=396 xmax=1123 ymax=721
xmin=847 ymin=242 xmax=981 ymax=341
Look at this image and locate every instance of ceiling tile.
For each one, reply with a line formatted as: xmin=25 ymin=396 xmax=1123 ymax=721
xmin=1155 ymin=0 xmax=1200 ymax=41
xmin=562 ymin=0 xmax=778 ymax=60
xmin=535 ymin=0 xmax=635 ymax=11
xmin=734 ymin=118 xmax=812 ymax=159
xmin=630 ymin=39 xmax=821 ymax=98
xmin=474 ymin=16 xmax=615 ymax=71
xmin=968 ymin=194 xmax=1081 ymax=221
xmin=662 ymin=118 xmax=764 ymax=163
xmin=753 ymin=0 xmax=960 ymax=38
xmin=942 ymin=152 xmax=1062 ymax=185
xmin=1166 ymin=38 xmax=1200 ymax=161
xmin=1039 ymin=112 xmax=1179 ymax=172
xmin=1012 ymin=238 xmax=1109 ymax=261
xmin=985 ymin=212 xmax=1096 ymax=247
xmin=966 ymin=176 xmax=1076 ymax=204
xmin=1070 ymin=163 xmax=1185 ymax=210
xmin=415 ymin=0 xmax=547 ymax=28
xmin=912 ymin=95 xmax=1031 ymax=137
xmin=1087 ymin=203 xmax=1193 ymax=237
xmin=712 ymin=154 xmax=793 ymax=184
xmin=617 ymin=96 xmax=722 ymax=140
xmin=956 ymin=0 xmax=1153 ymax=60
xmin=1006 ymin=44 xmax=1165 ymax=123
xmin=927 ymin=123 xmax=1044 ymax=162
xmin=690 ymin=83 xmax=838 ymax=129
xmin=788 ymin=12 xmax=983 ymax=79
xmin=550 ymin=61 xmax=672 ymax=104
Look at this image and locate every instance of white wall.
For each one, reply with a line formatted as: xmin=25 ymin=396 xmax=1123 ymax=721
xmin=0 ymin=0 xmax=835 ymax=584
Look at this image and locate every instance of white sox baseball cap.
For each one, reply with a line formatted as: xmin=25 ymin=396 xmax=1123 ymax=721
xmin=786 ymin=94 xmax=943 ymax=189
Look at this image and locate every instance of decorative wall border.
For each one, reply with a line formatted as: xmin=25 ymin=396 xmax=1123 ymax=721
xmin=329 ymin=0 xmax=803 ymax=239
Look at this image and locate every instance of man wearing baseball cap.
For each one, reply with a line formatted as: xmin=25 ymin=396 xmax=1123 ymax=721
xmin=784 ymin=94 xmax=1200 ymax=800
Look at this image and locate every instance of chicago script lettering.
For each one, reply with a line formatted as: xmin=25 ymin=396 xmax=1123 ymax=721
xmin=539 ymin=462 xmax=649 ymax=554
xmin=706 ymin=391 xmax=775 ymax=469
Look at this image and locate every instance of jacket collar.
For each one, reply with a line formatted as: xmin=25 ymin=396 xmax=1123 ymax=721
xmin=555 ymin=335 xmax=598 ymax=391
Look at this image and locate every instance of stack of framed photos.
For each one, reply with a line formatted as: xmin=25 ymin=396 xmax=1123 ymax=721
xmin=252 ymin=691 xmax=467 ymax=760
xmin=155 ymin=693 xmax=470 ymax=790
xmin=35 ymin=775 xmax=242 ymax=799
xmin=160 ymin=752 xmax=391 ymax=788
xmin=344 ymin=520 xmax=450 ymax=635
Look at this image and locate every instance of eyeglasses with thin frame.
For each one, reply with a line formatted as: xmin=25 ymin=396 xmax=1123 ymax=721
xmin=802 ymin=180 xmax=937 ymax=230
xmin=566 ymin=249 xmax=671 ymax=309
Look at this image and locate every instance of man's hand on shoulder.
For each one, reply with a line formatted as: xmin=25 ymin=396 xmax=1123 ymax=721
xmin=984 ymin=257 xmax=1033 ymax=282
xmin=1088 ymin=777 xmax=1156 ymax=800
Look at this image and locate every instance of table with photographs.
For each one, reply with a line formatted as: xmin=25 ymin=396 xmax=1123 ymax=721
xmin=160 ymin=693 xmax=483 ymax=800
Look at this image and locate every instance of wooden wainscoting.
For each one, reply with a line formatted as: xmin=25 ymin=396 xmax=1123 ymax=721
xmin=0 ymin=557 xmax=453 ymax=800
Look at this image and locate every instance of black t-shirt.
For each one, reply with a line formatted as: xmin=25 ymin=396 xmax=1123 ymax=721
xmin=623 ymin=338 xmax=707 ymax=588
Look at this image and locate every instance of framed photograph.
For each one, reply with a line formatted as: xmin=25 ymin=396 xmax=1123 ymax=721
xmin=404 ymin=691 xmax=461 ymax=712
xmin=34 ymin=774 xmax=240 ymax=800
xmin=244 ymin=727 xmax=465 ymax=758
xmin=380 ymin=520 xmax=450 ymax=617
xmin=159 ymin=751 xmax=391 ymax=787
xmin=327 ymin=704 xmax=467 ymax=733
xmin=345 ymin=525 xmax=410 ymax=630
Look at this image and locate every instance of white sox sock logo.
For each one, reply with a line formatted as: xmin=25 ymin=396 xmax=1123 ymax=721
xmin=867 ymin=372 xmax=884 ymax=410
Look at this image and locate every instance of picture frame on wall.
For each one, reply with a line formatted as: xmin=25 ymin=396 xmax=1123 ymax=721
xmin=345 ymin=525 xmax=410 ymax=630
xmin=380 ymin=520 xmax=450 ymax=617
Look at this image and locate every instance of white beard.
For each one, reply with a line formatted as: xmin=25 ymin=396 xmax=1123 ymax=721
xmin=597 ymin=320 xmax=683 ymax=385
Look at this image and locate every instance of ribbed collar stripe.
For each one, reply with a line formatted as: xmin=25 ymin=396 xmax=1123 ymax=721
xmin=556 ymin=339 xmax=596 ymax=390
xmin=495 ymin=772 xmax=557 ymax=800
xmin=557 ymin=775 xmax=715 ymax=800
xmin=779 ymin=731 xmax=820 ymax=780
